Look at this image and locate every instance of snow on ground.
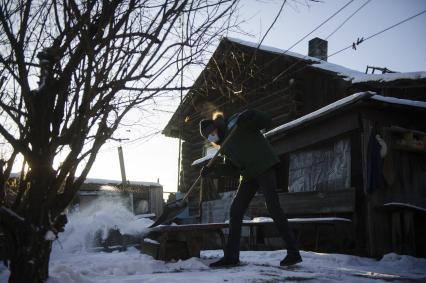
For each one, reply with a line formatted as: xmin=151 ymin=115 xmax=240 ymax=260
xmin=3 ymin=249 xmax=424 ymax=283
xmin=56 ymin=197 xmax=153 ymax=253
xmin=1 ymin=199 xmax=426 ymax=282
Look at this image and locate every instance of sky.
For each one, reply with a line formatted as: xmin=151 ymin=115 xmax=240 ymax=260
xmin=86 ymin=0 xmax=426 ymax=199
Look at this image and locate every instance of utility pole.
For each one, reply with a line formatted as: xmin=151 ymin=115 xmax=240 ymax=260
xmin=118 ymin=146 xmax=127 ymax=183
xmin=118 ymin=146 xmax=133 ymax=214
xmin=177 ymin=14 xmax=184 ymax=194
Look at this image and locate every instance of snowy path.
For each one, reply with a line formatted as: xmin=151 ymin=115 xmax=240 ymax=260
xmin=2 ymin=199 xmax=425 ymax=282
xmin=3 ymin=248 xmax=422 ymax=283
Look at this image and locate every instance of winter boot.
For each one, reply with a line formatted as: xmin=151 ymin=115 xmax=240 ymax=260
xmin=209 ymin=257 xmax=240 ymax=268
xmin=280 ymin=253 xmax=302 ymax=266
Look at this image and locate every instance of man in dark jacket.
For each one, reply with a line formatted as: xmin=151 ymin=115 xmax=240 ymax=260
xmin=199 ymin=109 xmax=302 ymax=268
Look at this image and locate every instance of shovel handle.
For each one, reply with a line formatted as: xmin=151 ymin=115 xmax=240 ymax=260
xmin=181 ymin=125 xmax=238 ymax=202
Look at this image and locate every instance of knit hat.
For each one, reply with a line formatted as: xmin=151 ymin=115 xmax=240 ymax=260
xmin=199 ymin=119 xmax=216 ymax=139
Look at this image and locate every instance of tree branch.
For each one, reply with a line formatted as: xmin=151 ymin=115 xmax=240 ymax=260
xmin=0 ymin=2 xmax=31 ymax=95
xmin=113 ymin=32 xmax=161 ymax=43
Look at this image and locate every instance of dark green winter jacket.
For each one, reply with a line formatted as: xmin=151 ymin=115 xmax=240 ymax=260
xmin=221 ymin=109 xmax=279 ymax=180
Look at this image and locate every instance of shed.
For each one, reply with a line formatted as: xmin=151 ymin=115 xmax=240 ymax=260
xmin=77 ymin=178 xmax=164 ymax=218
xmin=265 ymin=92 xmax=426 ymax=257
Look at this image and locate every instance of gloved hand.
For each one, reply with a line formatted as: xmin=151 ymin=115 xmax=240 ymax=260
xmin=237 ymin=109 xmax=255 ymax=127
xmin=200 ymin=165 xmax=212 ymax=177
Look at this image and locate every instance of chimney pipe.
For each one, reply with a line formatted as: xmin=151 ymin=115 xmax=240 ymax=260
xmin=308 ymin=37 xmax=328 ymax=61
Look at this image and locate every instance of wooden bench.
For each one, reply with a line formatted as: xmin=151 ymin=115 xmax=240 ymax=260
xmin=200 ymin=189 xmax=356 ymax=251
xmin=140 ymin=217 xmax=353 ymax=261
xmin=247 ymin=189 xmax=356 ymax=252
xmin=244 ymin=217 xmax=353 ymax=252
xmin=247 ymin=189 xmax=355 ymax=217
xmin=141 ymin=189 xmax=356 ymax=260
xmin=141 ymin=223 xmax=228 ymax=261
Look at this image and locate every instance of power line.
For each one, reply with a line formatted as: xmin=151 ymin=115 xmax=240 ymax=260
xmin=243 ymin=0 xmax=288 ymax=99
xmin=191 ymin=6 xmax=426 ymax=123
xmin=179 ymin=4 xmax=426 ymax=126
xmin=235 ymin=6 xmax=426 ymax=103
xmin=325 ymin=0 xmax=372 ymax=40
xmin=251 ymin=7 xmax=426 ymax=106
xmin=257 ymin=0 xmax=287 ymax=48
xmin=284 ymin=0 xmax=354 ymax=54
xmin=184 ymin=0 xmax=355 ymax=123
xmin=270 ymin=0 xmax=372 ymax=83
xmin=329 ymin=9 xmax=426 ymax=58
xmin=238 ymin=0 xmax=354 ymax=87
xmin=200 ymin=1 xmax=287 ymax=98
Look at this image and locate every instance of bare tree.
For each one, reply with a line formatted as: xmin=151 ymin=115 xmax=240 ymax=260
xmin=0 ymin=0 xmax=238 ymax=282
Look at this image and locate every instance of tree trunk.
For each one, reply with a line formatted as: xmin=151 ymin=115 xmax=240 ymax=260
xmin=1 ymin=187 xmax=57 ymax=283
xmin=8 ymin=228 xmax=52 ymax=283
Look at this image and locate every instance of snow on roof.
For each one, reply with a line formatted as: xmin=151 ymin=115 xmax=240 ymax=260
xmin=228 ymin=37 xmax=320 ymax=62
xmin=227 ymin=37 xmax=426 ymax=83
xmin=371 ymin=95 xmax=426 ymax=108
xmin=266 ymin=92 xmax=426 ymax=138
xmin=192 ymin=92 xmax=426 ymax=163
xmin=227 ymin=37 xmax=363 ymax=79
xmin=84 ymin=178 xmax=162 ymax=187
xmin=8 ymin=173 xmax=161 ymax=187
xmin=265 ymin=91 xmax=374 ymax=137
xmin=352 ymin=71 xmax=426 ymax=83
xmin=383 ymin=202 xmax=426 ymax=213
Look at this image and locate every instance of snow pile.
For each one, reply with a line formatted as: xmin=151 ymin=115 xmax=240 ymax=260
xmin=379 ymin=253 xmax=426 ymax=273
xmin=44 ymin=248 xmax=211 ymax=283
xmin=53 ymin=197 xmax=153 ymax=254
xmin=40 ymin=249 xmax=426 ymax=283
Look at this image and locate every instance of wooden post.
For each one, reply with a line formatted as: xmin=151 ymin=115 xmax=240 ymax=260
xmin=118 ymin=146 xmax=127 ymax=183
xmin=118 ymin=146 xmax=133 ymax=214
xmin=392 ymin=212 xmax=402 ymax=254
xmin=403 ymin=210 xmax=416 ymax=255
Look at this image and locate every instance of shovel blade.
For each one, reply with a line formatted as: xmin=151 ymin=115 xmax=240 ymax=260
xmin=149 ymin=199 xmax=188 ymax=228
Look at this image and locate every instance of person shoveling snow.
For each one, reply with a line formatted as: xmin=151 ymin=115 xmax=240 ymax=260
xmin=199 ymin=109 xmax=302 ymax=268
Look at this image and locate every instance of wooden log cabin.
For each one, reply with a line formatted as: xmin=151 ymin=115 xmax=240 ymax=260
xmin=162 ymin=37 xmax=426 ymax=257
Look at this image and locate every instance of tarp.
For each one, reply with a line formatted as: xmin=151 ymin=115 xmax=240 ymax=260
xmin=289 ymin=138 xmax=351 ymax=192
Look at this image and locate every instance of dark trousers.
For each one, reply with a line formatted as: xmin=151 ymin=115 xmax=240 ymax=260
xmin=225 ymin=167 xmax=299 ymax=259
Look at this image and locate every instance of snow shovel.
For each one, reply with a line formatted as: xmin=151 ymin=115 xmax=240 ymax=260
xmin=149 ymin=125 xmax=238 ymax=228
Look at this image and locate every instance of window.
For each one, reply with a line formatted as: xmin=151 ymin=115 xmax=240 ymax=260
xmin=288 ymin=138 xmax=351 ymax=192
